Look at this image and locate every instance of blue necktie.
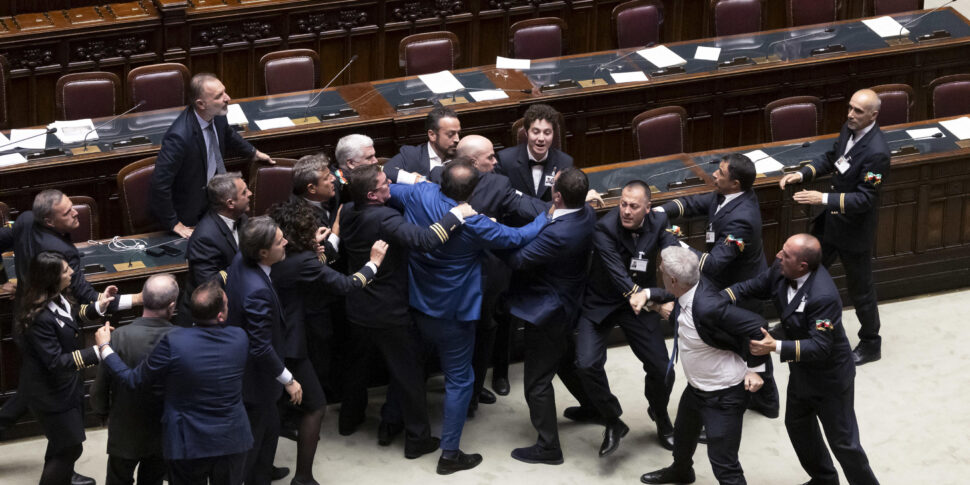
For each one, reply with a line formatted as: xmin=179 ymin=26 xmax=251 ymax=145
xmin=665 ymin=301 xmax=681 ymax=378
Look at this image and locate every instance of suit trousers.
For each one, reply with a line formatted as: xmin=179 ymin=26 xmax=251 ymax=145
xmin=574 ymin=308 xmax=671 ymax=421
xmin=243 ymin=398 xmax=280 ymax=485
xmin=519 ymin=317 xmax=570 ymax=450
xmin=106 ymin=454 xmax=166 ymax=485
xmin=736 ymin=298 xmax=779 ymax=414
xmin=671 ymin=382 xmax=749 ymax=485
xmin=821 ymin=243 xmax=881 ymax=349
xmin=412 ymin=310 xmax=475 ymax=451
xmin=167 ymin=451 xmax=246 ymax=485
xmin=785 ymin=380 xmax=879 ymax=485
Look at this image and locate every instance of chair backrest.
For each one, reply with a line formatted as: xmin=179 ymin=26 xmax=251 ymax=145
xmin=711 ymin=0 xmax=763 ymax=37
xmin=68 ymin=195 xmax=98 ymax=243
xmin=873 ymin=0 xmax=921 ymax=16
xmin=765 ymin=95 xmax=821 ymax=142
xmin=399 ymin=31 xmax=461 ymax=76
xmin=127 ymin=63 xmax=191 ymax=112
xmin=613 ymin=0 xmax=664 ymax=49
xmin=117 ymin=156 xmax=162 ymax=235
xmin=55 ymin=71 xmax=121 ymax=121
xmin=510 ymin=17 xmax=566 ymax=60
xmin=788 ymin=0 xmax=837 ymax=27
xmin=929 ymin=73 xmax=970 ymax=119
xmin=259 ymin=49 xmax=320 ymax=96
xmin=631 ymin=106 xmax=687 ymax=159
xmin=0 ymin=55 xmax=10 ymax=130
xmin=870 ymin=83 xmax=915 ymax=126
xmin=510 ymin=112 xmax=566 ymax=151
xmin=249 ymin=158 xmax=297 ymax=216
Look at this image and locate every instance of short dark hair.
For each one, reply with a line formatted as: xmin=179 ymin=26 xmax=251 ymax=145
xmin=523 ymin=104 xmax=560 ymax=134
xmin=189 ymin=73 xmax=218 ymax=105
xmin=190 ymin=279 xmax=224 ymax=322
xmin=723 ymin=153 xmax=756 ymax=192
xmin=292 ymin=153 xmax=331 ymax=196
xmin=554 ymin=168 xmax=589 ymax=209
xmin=239 ymin=216 xmax=278 ymax=264
xmin=33 ymin=189 xmax=66 ymax=222
xmin=440 ymin=159 xmax=480 ymax=202
xmin=426 ymin=106 xmax=458 ymax=132
xmin=206 ymin=172 xmax=243 ymax=210
xmin=622 ymin=180 xmax=651 ymax=201
xmin=348 ymin=164 xmax=383 ymax=207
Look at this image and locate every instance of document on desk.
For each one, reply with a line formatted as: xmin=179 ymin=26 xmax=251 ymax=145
xmin=906 ymin=127 xmax=942 ymax=139
xmin=227 ymin=104 xmax=249 ymax=125
xmin=0 ymin=152 xmax=28 ymax=167
xmin=8 ymin=129 xmax=48 ymax=150
xmin=49 ymin=119 xmax=96 ymax=144
xmin=940 ymin=117 xmax=970 ymax=140
xmin=745 ymin=150 xmax=785 ymax=174
xmin=418 ymin=70 xmax=465 ymax=94
xmin=862 ymin=16 xmax=909 ymax=37
xmin=253 ymin=117 xmax=296 ymax=130
xmin=694 ymin=46 xmax=721 ymax=61
xmin=610 ymin=71 xmax=648 ymax=84
xmin=638 ymin=45 xmax=687 ymax=68
xmin=469 ymin=90 xmax=509 ymax=102
xmin=496 ymin=56 xmax=531 ymax=70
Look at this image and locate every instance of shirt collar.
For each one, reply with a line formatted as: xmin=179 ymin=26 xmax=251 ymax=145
xmin=853 ymin=121 xmax=875 ymax=141
xmin=303 ymin=197 xmax=323 ymax=208
xmin=47 ymin=294 xmax=71 ymax=320
xmin=258 ymin=263 xmax=272 ymax=277
xmin=217 ymin=213 xmax=237 ymax=231
xmin=427 ymin=142 xmax=443 ymax=164
xmin=792 ymin=272 xmax=810 ymax=291
xmin=551 ymin=207 xmax=581 ymax=220
xmin=678 ymin=283 xmax=698 ymax=311
xmin=528 ymin=147 xmax=549 ymax=164
xmin=720 ymin=191 xmax=744 ymax=207
xmin=194 ymin=110 xmax=213 ymax=130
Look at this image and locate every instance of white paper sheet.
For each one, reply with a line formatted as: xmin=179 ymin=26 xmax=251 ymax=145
xmin=418 ymin=70 xmax=465 ymax=94
xmin=637 ymin=45 xmax=687 ymax=68
xmin=9 ymin=129 xmax=48 ymax=150
xmin=940 ymin=117 xmax=970 ymax=140
xmin=610 ymin=71 xmax=648 ymax=84
xmin=227 ymin=104 xmax=249 ymax=125
xmin=496 ymin=56 xmax=531 ymax=70
xmin=906 ymin=127 xmax=942 ymax=139
xmin=694 ymin=46 xmax=721 ymax=61
xmin=469 ymin=90 xmax=509 ymax=102
xmin=745 ymin=149 xmax=785 ymax=173
xmin=49 ymin=119 xmax=96 ymax=144
xmin=253 ymin=117 xmax=296 ymax=130
xmin=0 ymin=152 xmax=28 ymax=167
xmin=862 ymin=16 xmax=909 ymax=38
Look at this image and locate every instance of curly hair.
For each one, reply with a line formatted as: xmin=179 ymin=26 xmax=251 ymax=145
xmin=268 ymin=198 xmax=319 ymax=253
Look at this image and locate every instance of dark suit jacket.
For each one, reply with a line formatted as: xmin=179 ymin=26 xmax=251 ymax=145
xmin=102 ymin=325 xmax=253 ymax=461
xmin=495 ymin=144 xmax=574 ymax=202
xmin=799 ymin=122 xmax=890 ymax=252
xmin=661 ymin=190 xmax=767 ymax=289
xmin=91 ymin=317 xmax=175 ymax=459
xmin=151 ymin=106 xmax=256 ymax=230
xmin=726 ymin=262 xmax=855 ymax=397
xmin=0 ymin=225 xmax=12 ymax=284
xmin=178 ymin=211 xmax=246 ymax=325
xmin=383 ymin=143 xmax=432 ymax=183
xmin=427 ymin=170 xmax=548 ymax=225
xmin=288 ymin=195 xmax=338 ymax=264
xmin=581 ymin=208 xmax=678 ymax=324
xmin=503 ymin=205 xmax=596 ymax=327
xmin=339 ymin=201 xmax=461 ymax=328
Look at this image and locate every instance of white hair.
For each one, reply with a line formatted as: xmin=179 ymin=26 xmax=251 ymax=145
xmin=660 ymin=246 xmax=700 ymax=288
xmin=335 ymin=134 xmax=374 ymax=169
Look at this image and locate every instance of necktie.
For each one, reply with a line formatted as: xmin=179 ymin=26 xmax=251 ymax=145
xmin=716 ymin=193 xmax=726 ymax=206
xmin=630 ymin=230 xmax=640 ymax=244
xmin=665 ymin=302 xmax=681 ymax=383
xmin=206 ymin=122 xmax=226 ymax=180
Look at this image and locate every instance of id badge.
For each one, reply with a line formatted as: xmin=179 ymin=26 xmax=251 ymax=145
xmin=795 ymin=295 xmax=806 ymax=313
xmin=544 ymin=174 xmax=555 ymax=187
xmin=705 ymin=224 xmax=715 ymax=243
xmin=834 ymin=155 xmax=851 ymax=174
xmin=630 ymin=251 xmax=648 ymax=272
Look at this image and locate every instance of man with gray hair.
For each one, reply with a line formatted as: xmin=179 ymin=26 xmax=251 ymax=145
xmin=640 ymin=246 xmax=765 ymax=484
xmin=92 ymin=274 xmax=179 ymax=485
xmin=290 ymin=153 xmax=340 ymax=253
xmin=334 ymin=134 xmax=378 ymax=172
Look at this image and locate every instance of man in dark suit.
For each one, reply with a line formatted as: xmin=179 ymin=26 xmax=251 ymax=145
xmin=151 ymin=73 xmax=272 ymax=238
xmin=640 ymin=247 xmax=766 ymax=485
xmin=568 ymin=180 xmax=679 ymax=457
xmin=383 ymin=106 xmax=460 ymax=184
xmin=658 ymin=153 xmax=779 ymax=418
xmin=91 ymin=274 xmax=178 ymax=485
xmin=779 ymin=89 xmax=890 ymax=366
xmin=96 ymin=281 xmax=255 ymax=485
xmin=224 ymin=216 xmax=303 ymax=485
xmin=500 ymin=168 xmax=596 ymax=465
xmin=496 ymin=104 xmax=573 ymax=203
xmin=726 ymin=234 xmax=880 ymax=485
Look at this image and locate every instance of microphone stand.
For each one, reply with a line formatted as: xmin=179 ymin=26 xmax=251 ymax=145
xmin=294 ymin=54 xmax=359 ymax=125
xmin=0 ymin=127 xmax=57 ymax=154
xmin=74 ymin=100 xmax=147 ymax=154
xmin=887 ymin=0 xmax=957 ymax=45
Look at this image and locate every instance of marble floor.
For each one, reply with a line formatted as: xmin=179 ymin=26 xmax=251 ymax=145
xmin=2 ymin=288 xmax=969 ymax=484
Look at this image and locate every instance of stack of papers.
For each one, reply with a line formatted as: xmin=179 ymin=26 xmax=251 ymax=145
xmin=49 ymin=119 xmax=95 ymax=144
xmin=905 ymin=127 xmax=942 ymax=139
xmin=253 ymin=117 xmax=296 ymax=130
xmin=694 ymin=46 xmax=721 ymax=61
xmin=863 ymin=16 xmax=909 ymax=38
xmin=496 ymin=57 xmax=531 ymax=70
xmin=610 ymin=71 xmax=648 ymax=84
xmin=418 ymin=71 xmax=465 ymax=94
xmin=227 ymin=104 xmax=249 ymax=125
xmin=745 ymin=149 xmax=784 ymax=173
xmin=0 ymin=152 xmax=27 ymax=167
xmin=638 ymin=45 xmax=687 ymax=68
xmin=5 ymin=129 xmax=48 ymax=151
xmin=468 ymin=90 xmax=509 ymax=102
xmin=940 ymin=117 xmax=970 ymax=140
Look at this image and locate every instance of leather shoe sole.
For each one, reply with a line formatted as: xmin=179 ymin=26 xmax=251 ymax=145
xmin=640 ymin=465 xmax=696 ymax=484
xmin=71 ymin=473 xmax=96 ymax=485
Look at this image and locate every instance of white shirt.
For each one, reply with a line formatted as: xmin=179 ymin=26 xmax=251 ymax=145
xmin=676 ymin=284 xmax=752 ymax=392
xmin=218 ymin=213 xmax=239 ymax=247
xmin=428 ymin=142 xmax=444 ymax=171
xmin=551 ymin=207 xmax=580 ymax=220
xmin=715 ymin=191 xmax=743 ymax=215
xmin=528 ymin=149 xmax=550 ymax=194
xmin=773 ymin=271 xmax=812 ymax=353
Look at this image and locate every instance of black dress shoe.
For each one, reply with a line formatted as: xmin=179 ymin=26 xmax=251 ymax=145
xmin=337 ymin=415 xmax=364 ymax=436
xmin=280 ymin=426 xmax=299 ymax=442
xmin=598 ymin=419 xmax=629 ymax=457
xmin=648 ymin=407 xmax=675 ymax=450
xmin=640 ymin=465 xmax=696 ymax=484
xmin=697 ymin=426 xmax=708 ymax=445
xmin=378 ymin=421 xmax=404 ymax=446
xmin=290 ymin=477 xmax=319 ymax=485
xmin=511 ymin=444 xmax=564 ymax=465
xmin=271 ymin=466 xmax=290 ymax=481
xmin=404 ymin=437 xmax=440 ymax=459
xmin=479 ymin=388 xmax=497 ymax=404
xmin=436 ymin=450 xmax=483 ymax=475
xmin=492 ymin=377 xmax=510 ymax=396
xmin=563 ymin=406 xmax=604 ymax=424
xmin=71 ymin=472 xmax=96 ymax=485
xmin=852 ymin=345 xmax=881 ymax=366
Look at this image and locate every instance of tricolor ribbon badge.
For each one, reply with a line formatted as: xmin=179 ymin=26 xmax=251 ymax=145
xmin=725 ymin=235 xmax=745 ymax=252
xmin=666 ymin=225 xmax=683 ymax=237
xmin=814 ymin=319 xmax=833 ymax=331
xmin=864 ymin=172 xmax=882 ymax=185
xmin=334 ymin=169 xmax=348 ymax=185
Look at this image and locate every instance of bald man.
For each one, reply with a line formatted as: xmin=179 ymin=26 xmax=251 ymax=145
xmin=456 ymin=135 xmax=498 ymax=173
xmin=778 ymin=89 xmax=889 ymax=366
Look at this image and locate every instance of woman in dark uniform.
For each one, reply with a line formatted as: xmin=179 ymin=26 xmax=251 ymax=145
xmin=18 ymin=251 xmax=116 ymax=485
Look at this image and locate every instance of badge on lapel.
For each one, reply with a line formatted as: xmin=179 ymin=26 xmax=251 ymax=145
xmin=725 ymin=235 xmax=745 ymax=252
xmin=864 ymin=172 xmax=882 ymax=185
xmin=666 ymin=225 xmax=683 ymax=237
xmin=814 ymin=319 xmax=833 ymax=331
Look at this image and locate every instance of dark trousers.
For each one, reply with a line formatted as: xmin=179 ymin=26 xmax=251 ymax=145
xmin=736 ymin=297 xmax=779 ymax=413
xmin=167 ymin=451 xmax=246 ymax=485
xmin=243 ymin=399 xmax=280 ymax=485
xmin=337 ymin=322 xmax=385 ymax=429
xmin=671 ymin=382 xmax=749 ymax=485
xmin=785 ymin=381 xmax=879 ymax=485
xmin=473 ymin=257 xmax=512 ymax=398
xmin=821 ymin=243 xmax=881 ymax=349
xmin=573 ymin=308 xmax=671 ymax=421
xmin=519 ymin=317 xmax=570 ymax=450
xmin=106 ymin=454 xmax=166 ymax=485
xmin=0 ymin=391 xmax=28 ymax=431
xmin=40 ymin=443 xmax=82 ymax=485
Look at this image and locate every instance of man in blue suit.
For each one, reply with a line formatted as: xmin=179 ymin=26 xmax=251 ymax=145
xmin=496 ymin=104 xmax=573 ymax=203
xmin=224 ymin=216 xmax=302 ymax=485
xmin=390 ymin=160 xmax=547 ymax=475
xmin=499 ymin=168 xmax=596 ymax=465
xmin=95 ymin=280 xmax=254 ymax=485
xmin=383 ymin=106 xmax=460 ymax=184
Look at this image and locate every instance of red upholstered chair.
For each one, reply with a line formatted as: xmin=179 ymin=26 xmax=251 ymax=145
xmin=118 ymin=156 xmax=162 ymax=235
xmin=788 ymin=0 xmax=837 ymax=27
xmin=399 ymin=32 xmax=461 ymax=76
xmin=765 ymin=95 xmax=821 ymax=142
xmin=55 ymin=71 xmax=121 ymax=121
xmin=509 ymin=17 xmax=566 ymax=60
xmin=510 ymin=113 xmax=566 ymax=151
xmin=870 ymin=84 xmax=915 ymax=126
xmin=873 ymin=0 xmax=922 ymax=16
xmin=711 ymin=0 xmax=763 ymax=37
xmin=259 ymin=49 xmax=319 ymax=96
xmin=612 ymin=0 xmax=664 ymax=49
xmin=249 ymin=158 xmax=297 ymax=216
xmin=68 ymin=196 xmax=99 ymax=243
xmin=632 ymin=106 xmax=688 ymax=159
xmin=929 ymin=74 xmax=970 ymax=119
xmin=126 ymin=63 xmax=191 ymax=112
xmin=0 ymin=55 xmax=10 ymax=130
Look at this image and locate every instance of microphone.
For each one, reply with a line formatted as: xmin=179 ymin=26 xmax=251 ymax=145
xmin=886 ymin=132 xmax=944 ymax=144
xmin=896 ymin=0 xmax=957 ymax=39
xmin=78 ymin=100 xmax=147 ymax=153
xmin=0 ymin=127 xmax=57 ymax=153
xmin=298 ymin=54 xmax=359 ymax=123
xmin=748 ymin=141 xmax=813 ymax=163
xmin=645 ymin=159 xmax=718 ymax=182
xmin=455 ymin=86 xmax=534 ymax=96
xmin=767 ymin=27 xmax=836 ymax=60
xmin=591 ymin=46 xmax=650 ymax=83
